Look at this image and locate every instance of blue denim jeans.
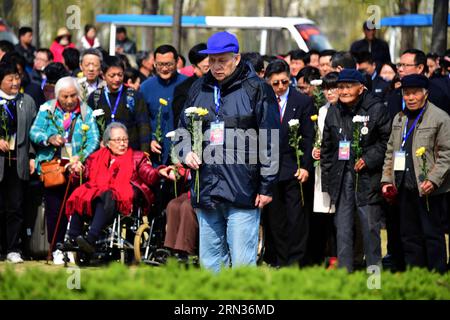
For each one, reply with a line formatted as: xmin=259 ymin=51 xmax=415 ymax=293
xmin=196 ymin=203 xmax=260 ymax=273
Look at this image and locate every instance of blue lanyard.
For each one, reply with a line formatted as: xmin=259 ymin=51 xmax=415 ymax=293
xmin=402 ymin=98 xmax=406 ymax=111
xmin=214 ymin=86 xmax=221 ymax=122
xmin=104 ymin=85 xmax=123 ymax=121
xmin=401 ymin=107 xmax=425 ymax=150
xmin=2 ymin=100 xmax=15 ymax=120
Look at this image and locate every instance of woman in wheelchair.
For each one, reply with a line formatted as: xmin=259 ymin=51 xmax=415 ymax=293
xmin=62 ymin=122 xmax=172 ymax=254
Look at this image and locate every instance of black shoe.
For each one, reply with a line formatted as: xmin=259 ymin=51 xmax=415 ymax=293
xmin=76 ymin=236 xmax=95 ymax=254
xmin=59 ymin=238 xmax=79 ymax=251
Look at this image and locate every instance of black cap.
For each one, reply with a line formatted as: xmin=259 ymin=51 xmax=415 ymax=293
xmin=401 ymin=74 xmax=429 ymax=90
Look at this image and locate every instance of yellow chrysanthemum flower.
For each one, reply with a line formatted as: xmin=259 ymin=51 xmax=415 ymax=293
xmin=159 ymin=98 xmax=168 ymax=106
xmin=81 ymin=124 xmax=90 ymax=131
xmin=415 ymin=146 xmax=426 ymax=157
xmin=196 ymin=108 xmax=209 ymax=117
xmin=311 ymin=115 xmax=318 ymax=122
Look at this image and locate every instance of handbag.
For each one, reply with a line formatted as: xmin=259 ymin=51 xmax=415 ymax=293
xmin=40 ymin=159 xmax=66 ymax=188
xmin=29 ymin=201 xmax=49 ymax=258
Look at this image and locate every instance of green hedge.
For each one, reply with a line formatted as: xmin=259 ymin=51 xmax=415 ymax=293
xmin=1 ymin=261 xmax=449 ymax=300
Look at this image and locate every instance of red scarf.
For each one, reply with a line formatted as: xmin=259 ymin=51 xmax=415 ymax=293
xmin=66 ymin=148 xmax=135 ymax=217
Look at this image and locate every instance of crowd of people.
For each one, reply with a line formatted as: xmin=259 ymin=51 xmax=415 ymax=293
xmin=0 ymin=21 xmax=449 ymax=275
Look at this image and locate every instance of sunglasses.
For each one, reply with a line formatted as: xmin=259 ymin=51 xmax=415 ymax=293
xmin=271 ymin=79 xmax=290 ymax=86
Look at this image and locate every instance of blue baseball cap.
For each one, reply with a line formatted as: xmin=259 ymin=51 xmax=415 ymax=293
xmin=337 ymin=69 xmax=365 ymax=84
xmin=199 ymin=31 xmax=239 ymax=55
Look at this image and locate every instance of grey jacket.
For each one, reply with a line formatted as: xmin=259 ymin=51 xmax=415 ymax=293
xmin=381 ymin=101 xmax=450 ymax=195
xmin=0 ymin=93 xmax=37 ymax=181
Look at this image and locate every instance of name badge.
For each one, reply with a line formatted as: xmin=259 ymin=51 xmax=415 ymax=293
xmin=9 ymin=133 xmax=16 ymax=151
xmin=209 ymin=121 xmax=225 ymax=146
xmin=61 ymin=143 xmax=73 ymax=160
xmin=338 ymin=141 xmax=350 ymax=161
xmin=394 ymin=151 xmax=406 ymax=171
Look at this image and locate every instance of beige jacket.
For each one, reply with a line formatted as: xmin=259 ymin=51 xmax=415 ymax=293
xmin=381 ymin=101 xmax=450 ymax=195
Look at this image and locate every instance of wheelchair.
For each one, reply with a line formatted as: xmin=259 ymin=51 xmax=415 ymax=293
xmin=59 ymin=191 xmax=161 ymax=267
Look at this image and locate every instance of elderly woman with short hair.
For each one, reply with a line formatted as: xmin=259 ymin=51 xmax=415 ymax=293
xmin=30 ymin=76 xmax=100 ymax=264
xmin=63 ymin=122 xmax=171 ymax=254
xmin=0 ymin=62 xmax=37 ymax=264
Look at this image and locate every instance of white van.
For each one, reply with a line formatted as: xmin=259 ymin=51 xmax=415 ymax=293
xmin=96 ymin=14 xmax=333 ymax=55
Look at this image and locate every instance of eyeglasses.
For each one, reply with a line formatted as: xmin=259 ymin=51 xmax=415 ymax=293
xmin=271 ymin=79 xmax=290 ymax=86
xmin=109 ymin=137 xmax=129 ymax=143
xmin=396 ymin=63 xmax=418 ymax=69
xmin=155 ymin=62 xmax=176 ymax=68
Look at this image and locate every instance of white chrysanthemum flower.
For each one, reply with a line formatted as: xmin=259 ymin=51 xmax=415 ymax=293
xmin=92 ymin=109 xmax=105 ymax=117
xmin=0 ymin=99 xmax=7 ymax=105
xmin=310 ymin=79 xmax=323 ymax=86
xmin=165 ymin=130 xmax=176 ymax=139
xmin=184 ymin=107 xmax=198 ymax=115
xmin=288 ymin=119 xmax=300 ymax=127
xmin=39 ymin=104 xmax=51 ymax=112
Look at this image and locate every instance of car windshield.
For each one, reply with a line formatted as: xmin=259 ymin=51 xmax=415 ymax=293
xmin=295 ymin=24 xmax=332 ymax=51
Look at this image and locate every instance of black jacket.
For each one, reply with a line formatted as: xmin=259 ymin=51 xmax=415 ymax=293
xmin=371 ymin=74 xmax=389 ymax=101
xmin=179 ymin=62 xmax=280 ymax=210
xmin=350 ymin=37 xmax=391 ymax=68
xmin=278 ymin=88 xmax=315 ymax=181
xmin=321 ymin=91 xmax=391 ymax=206
xmin=173 ymin=75 xmax=198 ymax=128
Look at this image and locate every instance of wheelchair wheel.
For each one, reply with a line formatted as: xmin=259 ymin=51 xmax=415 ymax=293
xmin=134 ymin=222 xmax=150 ymax=262
xmin=73 ymin=251 xmax=91 ymax=267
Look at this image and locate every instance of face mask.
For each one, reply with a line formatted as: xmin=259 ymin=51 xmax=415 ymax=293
xmin=59 ymin=37 xmax=69 ymax=46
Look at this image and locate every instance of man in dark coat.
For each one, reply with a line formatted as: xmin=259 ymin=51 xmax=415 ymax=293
xmin=350 ymin=21 xmax=391 ymax=71
xmin=262 ymin=59 xmax=315 ymax=267
xmin=321 ymin=69 xmax=391 ymax=272
xmin=179 ymin=32 xmax=280 ymax=272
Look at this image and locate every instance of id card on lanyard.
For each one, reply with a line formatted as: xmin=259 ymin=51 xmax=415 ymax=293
xmin=104 ymin=85 xmax=123 ymax=121
xmin=210 ymin=86 xmax=224 ymax=146
xmin=2 ymin=101 xmax=16 ymax=150
xmin=394 ymin=107 xmax=426 ymax=171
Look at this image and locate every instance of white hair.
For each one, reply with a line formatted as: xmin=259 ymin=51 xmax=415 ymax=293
xmin=54 ymin=76 xmax=81 ymax=99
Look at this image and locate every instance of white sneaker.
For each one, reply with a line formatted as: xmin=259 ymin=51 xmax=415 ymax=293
xmin=52 ymin=249 xmax=65 ymax=265
xmin=7 ymin=252 xmax=24 ymax=264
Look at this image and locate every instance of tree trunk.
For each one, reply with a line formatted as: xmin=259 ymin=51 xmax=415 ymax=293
xmin=399 ymin=0 xmax=421 ymax=53
xmin=32 ymin=0 xmax=40 ymax=48
xmin=431 ymin=0 xmax=448 ymax=55
xmin=172 ymin=0 xmax=184 ymax=52
xmin=142 ymin=0 xmax=159 ymax=52
xmin=264 ymin=0 xmax=273 ymax=54
xmin=2 ymin=0 xmax=15 ymax=29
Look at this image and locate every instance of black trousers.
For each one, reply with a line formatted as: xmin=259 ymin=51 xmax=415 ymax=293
xmin=0 ymin=161 xmax=26 ymax=253
xmin=68 ymin=191 xmax=117 ymax=244
xmin=263 ymin=178 xmax=310 ymax=267
xmin=384 ymin=201 xmax=406 ymax=271
xmin=398 ymin=187 xmax=447 ymax=273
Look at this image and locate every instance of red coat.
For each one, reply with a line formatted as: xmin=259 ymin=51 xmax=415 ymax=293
xmin=71 ymin=150 xmax=163 ymax=215
xmin=50 ymin=41 xmax=76 ymax=63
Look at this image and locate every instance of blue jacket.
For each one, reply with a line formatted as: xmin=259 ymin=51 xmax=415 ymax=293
xmin=29 ymin=99 xmax=100 ymax=173
xmin=179 ymin=62 xmax=280 ymax=210
xmin=140 ymin=73 xmax=187 ymax=165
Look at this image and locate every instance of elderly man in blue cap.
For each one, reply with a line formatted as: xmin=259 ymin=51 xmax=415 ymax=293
xmin=381 ymin=74 xmax=450 ymax=273
xmin=321 ymin=69 xmax=391 ymax=272
xmin=178 ymin=31 xmax=280 ymax=272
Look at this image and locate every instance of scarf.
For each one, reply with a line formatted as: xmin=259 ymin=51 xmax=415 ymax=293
xmin=56 ymin=100 xmax=80 ymax=131
xmin=0 ymin=89 xmax=17 ymax=101
xmin=66 ymin=147 xmax=135 ymax=217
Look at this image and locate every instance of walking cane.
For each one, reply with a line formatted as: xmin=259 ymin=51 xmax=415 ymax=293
xmin=46 ymin=176 xmax=73 ymax=263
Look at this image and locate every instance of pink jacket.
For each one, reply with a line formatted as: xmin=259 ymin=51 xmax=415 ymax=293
xmin=50 ymin=41 xmax=76 ymax=63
